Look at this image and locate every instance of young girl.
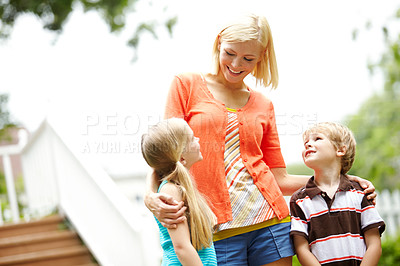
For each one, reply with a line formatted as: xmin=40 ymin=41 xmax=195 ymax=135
xmin=141 ymin=118 xmax=217 ymax=266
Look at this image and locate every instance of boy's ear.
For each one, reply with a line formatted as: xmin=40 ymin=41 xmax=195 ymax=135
xmin=336 ymin=146 xmax=347 ymax=157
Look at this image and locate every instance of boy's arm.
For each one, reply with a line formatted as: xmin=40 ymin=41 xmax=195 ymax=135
xmin=293 ymin=235 xmax=321 ymax=266
xmin=162 ymin=183 xmax=203 ymax=266
xmin=144 ymin=169 xmax=186 ymax=228
xmin=360 ymin=228 xmax=382 ymax=266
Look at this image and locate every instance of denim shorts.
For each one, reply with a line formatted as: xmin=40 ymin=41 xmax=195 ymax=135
xmin=214 ymin=222 xmax=295 ymax=266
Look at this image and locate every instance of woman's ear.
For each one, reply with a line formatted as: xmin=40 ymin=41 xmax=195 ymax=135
xmin=336 ymin=145 xmax=347 ymax=157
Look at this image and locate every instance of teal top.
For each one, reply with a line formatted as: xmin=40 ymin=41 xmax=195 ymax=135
xmin=156 ymin=180 xmax=217 ymax=265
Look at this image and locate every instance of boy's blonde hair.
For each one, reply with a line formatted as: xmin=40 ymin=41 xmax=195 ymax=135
xmin=211 ymin=13 xmax=279 ymax=89
xmin=303 ymin=122 xmax=356 ymax=174
xmin=141 ymin=118 xmax=215 ymax=250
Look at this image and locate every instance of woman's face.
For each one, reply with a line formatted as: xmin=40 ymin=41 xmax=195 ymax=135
xmin=218 ymin=39 xmax=263 ymax=84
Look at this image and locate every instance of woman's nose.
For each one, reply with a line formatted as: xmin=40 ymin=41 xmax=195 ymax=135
xmin=232 ymin=58 xmax=242 ymax=68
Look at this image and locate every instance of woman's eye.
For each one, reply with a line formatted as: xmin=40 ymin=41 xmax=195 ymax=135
xmin=225 ymin=51 xmax=234 ymax=56
xmin=244 ymin=57 xmax=254 ymax=62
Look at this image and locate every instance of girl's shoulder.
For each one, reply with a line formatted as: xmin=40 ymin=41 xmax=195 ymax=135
xmin=159 ymin=181 xmax=183 ymax=201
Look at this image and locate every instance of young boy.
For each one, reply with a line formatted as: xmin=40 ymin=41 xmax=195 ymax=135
xmin=290 ymin=122 xmax=385 ymax=265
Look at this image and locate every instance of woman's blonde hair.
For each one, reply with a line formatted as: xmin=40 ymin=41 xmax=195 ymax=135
xmin=303 ymin=122 xmax=356 ymax=174
xmin=211 ymin=13 xmax=279 ymax=89
xmin=141 ymin=118 xmax=215 ymax=250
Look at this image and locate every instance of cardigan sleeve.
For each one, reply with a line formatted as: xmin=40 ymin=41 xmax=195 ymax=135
xmin=164 ymin=75 xmax=188 ymax=119
xmin=261 ymin=101 xmax=286 ymax=168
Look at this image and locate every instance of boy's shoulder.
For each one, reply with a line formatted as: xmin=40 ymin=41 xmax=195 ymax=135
xmin=342 ymin=176 xmax=365 ymax=193
xmin=290 ymin=183 xmax=310 ymax=203
xmin=348 ymin=179 xmax=364 ymax=191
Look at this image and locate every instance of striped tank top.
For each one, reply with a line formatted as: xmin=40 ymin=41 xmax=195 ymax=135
xmin=214 ymin=108 xmax=276 ymax=233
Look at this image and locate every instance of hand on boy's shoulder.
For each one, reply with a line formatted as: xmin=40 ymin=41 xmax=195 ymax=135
xmin=347 ymin=180 xmax=377 ymax=204
xmin=348 ymin=179 xmax=364 ymax=192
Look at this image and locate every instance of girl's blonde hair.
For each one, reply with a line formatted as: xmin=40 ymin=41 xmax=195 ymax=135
xmin=211 ymin=13 xmax=279 ymax=89
xmin=303 ymin=122 xmax=356 ymax=174
xmin=141 ymin=118 xmax=215 ymax=250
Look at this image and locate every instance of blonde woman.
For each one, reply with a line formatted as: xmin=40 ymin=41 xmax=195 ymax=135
xmin=141 ymin=118 xmax=217 ymax=266
xmin=145 ymin=13 xmax=376 ymax=265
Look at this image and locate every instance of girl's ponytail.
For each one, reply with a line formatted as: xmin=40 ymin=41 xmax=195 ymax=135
xmin=165 ymin=161 xmax=215 ymax=250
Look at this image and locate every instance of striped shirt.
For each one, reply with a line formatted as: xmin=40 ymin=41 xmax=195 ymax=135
xmin=215 ymin=109 xmax=276 ymax=232
xmin=290 ymin=175 xmax=385 ymax=265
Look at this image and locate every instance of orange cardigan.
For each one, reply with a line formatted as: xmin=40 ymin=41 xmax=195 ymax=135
xmin=165 ymin=73 xmax=289 ymax=224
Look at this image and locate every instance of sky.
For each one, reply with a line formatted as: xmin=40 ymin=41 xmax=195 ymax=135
xmin=0 ymin=0 xmax=398 ymax=175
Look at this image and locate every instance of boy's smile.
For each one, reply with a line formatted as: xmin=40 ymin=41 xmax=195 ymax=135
xmin=302 ymin=133 xmax=340 ymax=169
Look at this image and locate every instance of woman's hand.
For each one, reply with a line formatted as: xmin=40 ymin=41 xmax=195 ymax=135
xmin=347 ymin=175 xmax=377 ymax=204
xmin=144 ymin=192 xmax=187 ymax=228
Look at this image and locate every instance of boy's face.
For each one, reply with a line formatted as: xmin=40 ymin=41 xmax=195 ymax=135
xmin=302 ymin=132 xmax=341 ymax=170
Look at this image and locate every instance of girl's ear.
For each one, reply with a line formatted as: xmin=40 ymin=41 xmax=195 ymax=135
xmin=180 ymin=157 xmax=187 ymax=166
xmin=336 ymin=145 xmax=347 ymax=157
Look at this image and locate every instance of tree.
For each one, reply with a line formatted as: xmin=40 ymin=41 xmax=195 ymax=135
xmin=0 ymin=0 xmax=177 ymax=54
xmin=0 ymin=94 xmax=17 ymax=142
xmin=346 ymin=8 xmax=400 ymax=191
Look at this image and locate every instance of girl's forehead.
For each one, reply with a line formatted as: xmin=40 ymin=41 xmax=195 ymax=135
xmin=183 ymin=124 xmax=193 ymax=136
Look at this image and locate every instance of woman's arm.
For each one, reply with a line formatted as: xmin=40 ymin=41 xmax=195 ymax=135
xmin=270 ymin=168 xmax=377 ymax=201
xmin=144 ymin=169 xmax=186 ymax=228
xmin=162 ymin=183 xmax=203 ymax=266
xmin=293 ymin=235 xmax=321 ymax=265
xmin=270 ymin=168 xmax=309 ymax=196
xmin=360 ymin=228 xmax=382 ymax=266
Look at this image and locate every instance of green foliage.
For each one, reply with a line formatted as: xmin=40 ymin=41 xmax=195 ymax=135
xmin=379 ymin=233 xmax=400 ymax=265
xmin=292 ymin=255 xmax=301 ymax=266
xmin=287 ymin=163 xmax=313 ymax=176
xmin=0 ymin=0 xmax=177 ymax=53
xmin=346 ymin=8 xmax=400 ymax=191
xmin=0 ymin=94 xmax=16 ymax=141
xmin=0 ymin=171 xmax=7 ymax=194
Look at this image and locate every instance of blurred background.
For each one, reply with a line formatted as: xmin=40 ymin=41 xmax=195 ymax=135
xmin=0 ymin=0 xmax=399 ymax=265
